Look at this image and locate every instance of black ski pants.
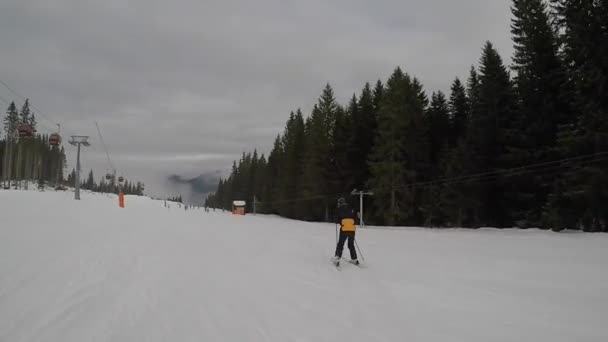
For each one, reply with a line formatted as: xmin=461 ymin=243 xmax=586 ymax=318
xmin=335 ymin=231 xmax=357 ymax=260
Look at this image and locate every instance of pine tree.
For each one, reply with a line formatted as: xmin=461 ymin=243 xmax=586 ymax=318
xmin=247 ymin=150 xmax=258 ymax=210
xmin=279 ymin=110 xmax=306 ymax=217
xmin=253 ymin=154 xmax=267 ymax=211
xmin=404 ymin=76 xmax=431 ymax=225
xmin=14 ymin=100 xmax=35 ymax=184
xmin=330 ymin=102 xmax=353 ymax=195
xmin=29 ymin=113 xmax=36 ymax=130
xmin=469 ymin=41 xmax=519 ymax=227
xmin=136 ymin=181 xmax=144 ymax=196
xmin=512 ymin=0 xmax=570 ymax=145
xmin=67 ymin=168 xmax=76 ymax=187
xmin=506 ymin=0 xmax=572 ymax=227
xmin=19 ymin=100 xmax=31 ymax=125
xmin=58 ymin=146 xmax=66 ymax=184
xmin=412 ymin=77 xmax=429 ymax=109
xmin=426 ymin=91 xmax=450 ymax=167
xmin=422 ymin=91 xmax=451 ymax=226
xmin=466 ymin=66 xmax=481 ymax=121
xmin=368 ymin=68 xmax=429 ymax=226
xmin=300 ymin=85 xmax=338 ymax=221
xmin=264 ymin=135 xmax=284 ymax=214
xmin=2 ymin=102 xmax=19 ymax=183
xmin=373 ymin=80 xmax=384 ymax=113
xmin=438 ymin=68 xmax=485 ymax=228
xmin=448 ymin=78 xmax=469 ymax=145
xmin=344 ymin=94 xmax=360 ymax=185
xmin=368 ymin=69 xmax=406 ymax=225
xmin=3 ymin=102 xmax=19 ymax=137
xmin=86 ymin=170 xmax=95 ymax=190
xmin=544 ymin=0 xmax=608 ymax=231
xmin=348 ymin=83 xmax=378 ymax=191
xmin=210 ymin=178 xmax=223 ymax=209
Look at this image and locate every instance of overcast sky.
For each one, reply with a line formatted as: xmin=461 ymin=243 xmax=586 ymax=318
xmin=0 ymin=0 xmax=514 ymax=199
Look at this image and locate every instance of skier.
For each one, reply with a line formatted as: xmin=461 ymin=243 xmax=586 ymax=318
xmin=332 ymin=197 xmax=359 ymax=266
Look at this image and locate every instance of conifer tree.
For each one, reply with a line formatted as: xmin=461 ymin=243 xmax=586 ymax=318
xmin=544 ymin=0 xmax=608 ymax=231
xmin=264 ymin=134 xmax=284 ymax=214
xmin=426 ymin=91 xmax=450 ymax=167
xmin=19 ymin=99 xmax=31 ymax=125
xmin=86 ymin=170 xmax=95 ymax=190
xmin=507 ymin=0 xmax=572 ymax=226
xmin=469 ymin=41 xmax=519 ymax=227
xmin=373 ymin=80 xmax=384 ymax=113
xmin=279 ymin=110 xmax=306 ymax=217
xmin=421 ymin=91 xmax=450 ymax=225
xmin=2 ymin=102 xmax=19 ymax=183
xmin=301 ymin=85 xmax=338 ymax=221
xmin=349 ymin=83 xmax=378 ymax=191
xmin=466 ymin=66 xmax=481 ymax=120
xmin=448 ymin=78 xmax=469 ymax=145
xmin=368 ymin=69 xmax=406 ymax=225
xmin=330 ymin=103 xmax=353 ymax=195
xmin=368 ymin=68 xmax=429 ymax=225
xmin=3 ymin=102 xmax=19 ymax=137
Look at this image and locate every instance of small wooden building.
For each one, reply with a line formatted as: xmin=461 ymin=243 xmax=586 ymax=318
xmin=232 ymin=200 xmax=246 ymax=215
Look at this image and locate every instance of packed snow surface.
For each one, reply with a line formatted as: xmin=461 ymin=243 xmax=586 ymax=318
xmin=1 ymin=190 xmax=607 ymax=341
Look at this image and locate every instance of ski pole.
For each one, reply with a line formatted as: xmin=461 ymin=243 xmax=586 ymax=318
xmin=354 ymin=238 xmax=365 ymax=262
xmin=335 ymin=223 xmax=339 ymax=245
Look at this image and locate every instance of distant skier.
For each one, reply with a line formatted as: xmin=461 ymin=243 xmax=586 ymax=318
xmin=332 ymin=197 xmax=359 ymax=266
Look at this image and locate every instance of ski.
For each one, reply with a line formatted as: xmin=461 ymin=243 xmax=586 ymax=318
xmin=332 ymin=257 xmax=364 ymax=268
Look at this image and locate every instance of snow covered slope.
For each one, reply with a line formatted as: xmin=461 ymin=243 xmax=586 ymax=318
xmin=1 ymin=190 xmax=607 ymax=341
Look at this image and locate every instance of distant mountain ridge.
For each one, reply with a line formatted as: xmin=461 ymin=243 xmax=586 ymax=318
xmin=166 ymin=171 xmax=221 ymax=205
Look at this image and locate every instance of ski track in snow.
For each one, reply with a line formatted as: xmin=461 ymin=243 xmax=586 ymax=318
xmin=1 ymin=190 xmax=607 ymax=341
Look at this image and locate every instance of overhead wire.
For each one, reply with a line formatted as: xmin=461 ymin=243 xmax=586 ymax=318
xmin=0 ymin=94 xmax=58 ymax=136
xmin=0 ymin=78 xmax=133 ymax=193
xmin=0 ymin=94 xmax=11 ymax=106
xmin=0 ymin=79 xmax=59 ymax=127
xmin=0 ymin=78 xmax=76 ymax=138
xmin=256 ymin=151 xmax=608 ymax=207
xmin=373 ymin=151 xmax=608 ymax=195
xmin=95 ymin=121 xmax=116 ymax=173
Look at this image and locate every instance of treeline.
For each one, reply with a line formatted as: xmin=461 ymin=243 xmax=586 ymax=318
xmin=167 ymin=195 xmax=183 ymax=203
xmin=64 ymin=169 xmax=145 ymax=196
xmin=207 ymin=0 xmax=607 ymax=231
xmin=1 ymin=100 xmax=67 ymax=188
xmin=1 ymin=99 xmax=146 ymax=196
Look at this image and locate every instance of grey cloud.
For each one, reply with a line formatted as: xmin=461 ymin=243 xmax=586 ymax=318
xmin=0 ymin=0 xmax=515 ymax=198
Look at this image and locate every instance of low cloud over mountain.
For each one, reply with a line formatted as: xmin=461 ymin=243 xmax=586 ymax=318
xmin=165 ymin=171 xmax=222 ymax=205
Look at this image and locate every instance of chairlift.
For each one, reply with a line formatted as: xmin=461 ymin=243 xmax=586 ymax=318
xmin=17 ymin=123 xmax=34 ymax=138
xmin=49 ymin=133 xmax=61 ymax=146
